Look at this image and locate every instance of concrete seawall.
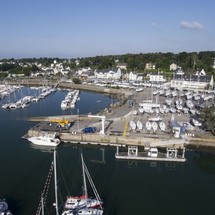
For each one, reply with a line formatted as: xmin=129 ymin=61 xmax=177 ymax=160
xmin=27 ymin=128 xmax=187 ymax=148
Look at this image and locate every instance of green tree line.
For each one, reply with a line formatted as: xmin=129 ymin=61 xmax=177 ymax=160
xmin=1 ymin=51 xmax=215 ymax=75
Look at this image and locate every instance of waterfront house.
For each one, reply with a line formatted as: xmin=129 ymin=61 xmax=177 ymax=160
xmin=94 ymin=68 xmax=122 ymax=80
xmin=171 ymin=70 xmax=214 ymax=90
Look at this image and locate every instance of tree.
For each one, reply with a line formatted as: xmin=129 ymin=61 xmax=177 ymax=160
xmin=22 ymin=67 xmax=31 ymax=76
xmin=32 ymin=64 xmax=39 ymax=72
xmin=200 ymin=106 xmax=215 ymax=135
xmin=72 ymin=77 xmax=82 ymax=84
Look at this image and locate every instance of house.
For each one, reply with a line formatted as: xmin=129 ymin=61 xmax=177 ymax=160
xmin=116 ymin=63 xmax=127 ymax=70
xmin=60 ymin=69 xmax=70 ymax=76
xmin=149 ymin=71 xmax=166 ymax=83
xmin=128 ymin=71 xmax=138 ymax=81
xmin=77 ymin=67 xmax=91 ymax=76
xmin=174 ymin=67 xmax=184 ymax=75
xmin=145 ymin=62 xmax=156 ymax=70
xmin=79 ymin=70 xmax=95 ymax=79
xmin=170 ymin=63 xmax=178 ymax=71
xmin=94 ymin=68 xmax=122 ymax=80
xmin=171 ymin=69 xmax=213 ymax=89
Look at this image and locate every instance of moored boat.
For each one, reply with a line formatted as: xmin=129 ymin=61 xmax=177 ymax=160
xmin=27 ymin=132 xmax=61 ymax=147
xmin=0 ymin=198 xmax=12 ymax=215
xmin=61 ymin=152 xmax=104 ymax=215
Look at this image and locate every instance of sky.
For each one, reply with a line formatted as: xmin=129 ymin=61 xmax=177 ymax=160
xmin=1 ymin=0 xmax=215 ymax=59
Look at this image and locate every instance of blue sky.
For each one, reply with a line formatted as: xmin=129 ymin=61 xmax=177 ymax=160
xmin=1 ymin=0 xmax=215 ymax=58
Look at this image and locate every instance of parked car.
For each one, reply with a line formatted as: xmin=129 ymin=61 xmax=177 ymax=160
xmin=82 ymin=127 xmax=96 ymax=133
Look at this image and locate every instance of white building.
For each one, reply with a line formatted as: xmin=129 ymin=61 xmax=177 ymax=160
xmin=145 ymin=62 xmax=156 ymax=70
xmin=77 ymin=67 xmax=91 ymax=76
xmin=170 ymin=63 xmax=178 ymax=71
xmin=116 ymin=63 xmax=127 ymax=70
xmin=171 ymin=70 xmax=213 ymax=90
xmin=94 ymin=68 xmax=122 ymax=80
xmin=128 ymin=71 xmax=137 ymax=81
xmin=149 ymin=71 xmax=166 ymax=83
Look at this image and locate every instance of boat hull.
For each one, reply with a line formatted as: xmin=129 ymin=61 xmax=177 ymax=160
xmin=27 ymin=133 xmax=61 ymax=147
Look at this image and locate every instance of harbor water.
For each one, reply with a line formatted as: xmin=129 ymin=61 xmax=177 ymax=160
xmin=0 ymin=87 xmax=215 ymax=215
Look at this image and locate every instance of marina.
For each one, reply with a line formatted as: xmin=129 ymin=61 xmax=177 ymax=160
xmin=17 ymin=83 xmax=215 ymax=154
xmin=0 ymin=85 xmax=215 ymax=215
xmin=1 ymin=81 xmax=215 ymax=153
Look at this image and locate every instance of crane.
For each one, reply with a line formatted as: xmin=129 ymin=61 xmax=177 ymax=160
xmin=87 ymin=114 xmax=106 ymax=135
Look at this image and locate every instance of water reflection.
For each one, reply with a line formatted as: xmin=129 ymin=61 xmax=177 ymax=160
xmin=29 ymin=143 xmax=56 ymax=153
xmin=193 ymin=151 xmax=215 ymax=174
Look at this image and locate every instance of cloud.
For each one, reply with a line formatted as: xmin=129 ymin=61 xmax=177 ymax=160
xmin=180 ymin=21 xmax=204 ymax=30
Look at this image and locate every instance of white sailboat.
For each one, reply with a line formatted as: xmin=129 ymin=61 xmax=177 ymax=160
xmin=61 ymin=152 xmax=104 ymax=215
xmin=129 ymin=120 xmax=136 ymax=131
xmin=151 ymin=121 xmax=158 ymax=132
xmin=136 ymin=121 xmax=143 ymax=130
xmin=191 ymin=118 xmax=202 ymax=127
xmin=186 ymin=100 xmax=194 ymax=109
xmin=145 ymin=121 xmax=152 ymax=131
xmin=159 ymin=122 xmax=166 ymax=131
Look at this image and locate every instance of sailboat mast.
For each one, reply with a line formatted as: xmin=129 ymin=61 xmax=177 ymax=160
xmin=54 ymin=150 xmax=59 ymax=215
xmin=81 ymin=152 xmax=88 ymax=198
xmin=41 ymin=195 xmax=44 ymax=215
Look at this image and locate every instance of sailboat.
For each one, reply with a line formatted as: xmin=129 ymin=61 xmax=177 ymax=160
xmin=159 ymin=121 xmax=166 ymax=131
xmin=136 ymin=121 xmax=143 ymax=130
xmin=145 ymin=121 xmax=152 ymax=131
xmin=129 ymin=120 xmax=136 ymax=131
xmin=61 ymin=152 xmax=104 ymax=215
xmin=0 ymin=198 xmax=12 ymax=215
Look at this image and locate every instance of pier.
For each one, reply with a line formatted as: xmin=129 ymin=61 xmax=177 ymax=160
xmin=25 ymin=112 xmax=188 ymax=149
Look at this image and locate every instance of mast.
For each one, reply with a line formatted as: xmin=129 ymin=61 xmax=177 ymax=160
xmin=53 ymin=150 xmax=59 ymax=215
xmin=81 ymin=152 xmax=88 ymax=198
xmin=41 ymin=195 xmax=44 ymax=215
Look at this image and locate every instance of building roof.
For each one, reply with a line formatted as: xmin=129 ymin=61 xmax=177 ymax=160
xmin=173 ymin=74 xmax=212 ymax=82
xmin=97 ymin=68 xmax=119 ymax=74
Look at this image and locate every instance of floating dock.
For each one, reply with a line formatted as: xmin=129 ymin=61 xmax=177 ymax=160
xmin=115 ymin=146 xmax=186 ymax=162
